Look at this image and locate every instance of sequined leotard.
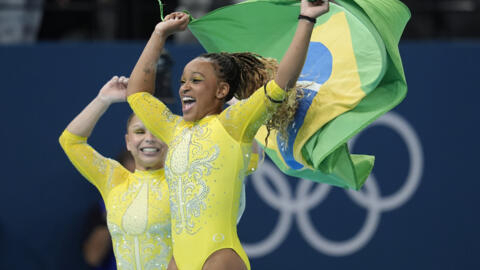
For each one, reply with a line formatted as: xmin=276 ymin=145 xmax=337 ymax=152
xmin=128 ymin=80 xmax=285 ymax=270
xmin=59 ymin=130 xmax=172 ymax=270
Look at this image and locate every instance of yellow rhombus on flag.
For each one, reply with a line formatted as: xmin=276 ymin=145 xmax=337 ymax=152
xmin=185 ymin=0 xmax=410 ymax=190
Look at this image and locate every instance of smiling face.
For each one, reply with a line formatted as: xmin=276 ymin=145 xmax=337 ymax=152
xmin=179 ymin=57 xmax=230 ymax=122
xmin=125 ymin=115 xmax=167 ymax=171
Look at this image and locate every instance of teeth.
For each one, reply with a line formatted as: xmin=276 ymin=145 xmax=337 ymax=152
xmin=182 ymin=96 xmax=196 ymax=102
xmin=141 ymin=148 xmax=159 ymax=153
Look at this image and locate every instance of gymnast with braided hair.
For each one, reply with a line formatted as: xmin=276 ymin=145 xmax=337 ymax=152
xmin=126 ymin=1 xmax=330 ymax=269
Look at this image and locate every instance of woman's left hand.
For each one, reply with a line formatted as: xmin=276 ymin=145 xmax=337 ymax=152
xmin=300 ymin=0 xmax=330 ymax=19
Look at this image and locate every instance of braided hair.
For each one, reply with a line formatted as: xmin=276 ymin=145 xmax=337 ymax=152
xmin=198 ymin=52 xmax=303 ymax=143
xmin=199 ymin=52 xmax=277 ymax=101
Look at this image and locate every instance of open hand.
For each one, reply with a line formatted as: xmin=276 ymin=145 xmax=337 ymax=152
xmin=98 ymin=76 xmax=128 ymax=104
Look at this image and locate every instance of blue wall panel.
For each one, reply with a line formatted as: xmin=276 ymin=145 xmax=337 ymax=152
xmin=0 ymin=41 xmax=478 ymax=269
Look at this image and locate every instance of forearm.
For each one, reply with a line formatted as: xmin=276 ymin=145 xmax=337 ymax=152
xmin=126 ymin=31 xmax=167 ymax=96
xmin=66 ymin=97 xmax=111 ymax=138
xmin=275 ymin=20 xmax=314 ymax=90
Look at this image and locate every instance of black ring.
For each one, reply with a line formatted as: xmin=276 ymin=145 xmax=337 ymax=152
xmin=298 ymin=14 xmax=316 ymax=24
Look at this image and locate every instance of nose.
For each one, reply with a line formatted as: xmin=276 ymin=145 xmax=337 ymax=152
xmin=180 ymin=82 xmax=190 ymax=95
xmin=144 ymin=132 xmax=156 ymax=143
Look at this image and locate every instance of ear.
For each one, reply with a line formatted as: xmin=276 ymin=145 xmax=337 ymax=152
xmin=216 ymin=82 xmax=230 ymax=100
xmin=125 ymin=134 xmax=131 ymax=151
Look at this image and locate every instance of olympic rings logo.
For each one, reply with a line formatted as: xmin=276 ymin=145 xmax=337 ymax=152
xmin=243 ymin=112 xmax=424 ymax=257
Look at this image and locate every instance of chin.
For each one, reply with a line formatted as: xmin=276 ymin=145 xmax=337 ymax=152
xmin=182 ymin=114 xmax=196 ymax=122
xmin=139 ymin=158 xmax=160 ymax=167
xmin=143 ymin=163 xmax=162 ymax=170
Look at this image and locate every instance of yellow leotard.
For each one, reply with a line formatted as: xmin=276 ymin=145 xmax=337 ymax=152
xmin=59 ymin=130 xmax=172 ymax=270
xmin=128 ymin=81 xmax=285 ymax=270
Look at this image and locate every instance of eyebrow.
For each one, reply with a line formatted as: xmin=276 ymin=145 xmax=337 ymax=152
xmin=181 ymin=71 xmax=205 ymax=79
xmin=130 ymin=124 xmax=144 ymax=129
xmin=189 ymin=72 xmax=205 ymax=77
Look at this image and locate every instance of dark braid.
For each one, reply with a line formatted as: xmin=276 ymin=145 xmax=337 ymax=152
xmin=199 ymin=52 xmax=277 ymax=101
xmin=199 ymin=52 xmax=303 ymax=144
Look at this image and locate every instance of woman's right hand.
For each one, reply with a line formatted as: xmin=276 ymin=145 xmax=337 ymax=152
xmin=154 ymin=12 xmax=190 ymax=38
xmin=97 ymin=76 xmax=128 ymax=104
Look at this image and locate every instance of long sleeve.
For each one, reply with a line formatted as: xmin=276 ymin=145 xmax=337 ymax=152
xmin=246 ymin=153 xmax=261 ymax=175
xmin=127 ymin=92 xmax=182 ymax=145
xmin=219 ymin=80 xmax=286 ymax=143
xmin=59 ymin=130 xmax=129 ymax=198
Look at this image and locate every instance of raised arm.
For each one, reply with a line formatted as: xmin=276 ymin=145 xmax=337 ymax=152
xmin=126 ymin=12 xmax=189 ymax=97
xmin=66 ymin=76 xmax=128 ymax=137
xmin=275 ymin=0 xmax=330 ymax=90
xmin=219 ymin=1 xmax=330 ymax=143
xmin=60 ymin=76 xmax=130 ymax=196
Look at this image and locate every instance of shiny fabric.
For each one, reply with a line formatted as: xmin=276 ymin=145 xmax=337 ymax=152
xmin=60 ymin=130 xmax=172 ymax=270
xmin=128 ymin=80 xmax=285 ymax=270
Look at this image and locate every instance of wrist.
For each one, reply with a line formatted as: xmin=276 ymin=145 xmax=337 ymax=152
xmin=298 ymin=14 xmax=316 ymax=24
xmin=153 ymin=28 xmax=169 ymax=40
xmin=297 ymin=18 xmax=315 ymax=32
xmin=96 ymin=95 xmax=113 ymax=106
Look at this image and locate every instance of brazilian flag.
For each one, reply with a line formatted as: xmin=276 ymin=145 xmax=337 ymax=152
xmin=187 ymin=0 xmax=410 ymax=190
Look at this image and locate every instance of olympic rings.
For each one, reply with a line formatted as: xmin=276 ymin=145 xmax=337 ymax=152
xmin=243 ymin=112 xmax=424 ymax=257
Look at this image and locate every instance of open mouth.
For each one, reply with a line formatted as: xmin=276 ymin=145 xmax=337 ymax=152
xmin=140 ymin=147 xmax=160 ymax=154
xmin=182 ymin=96 xmax=196 ymax=112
